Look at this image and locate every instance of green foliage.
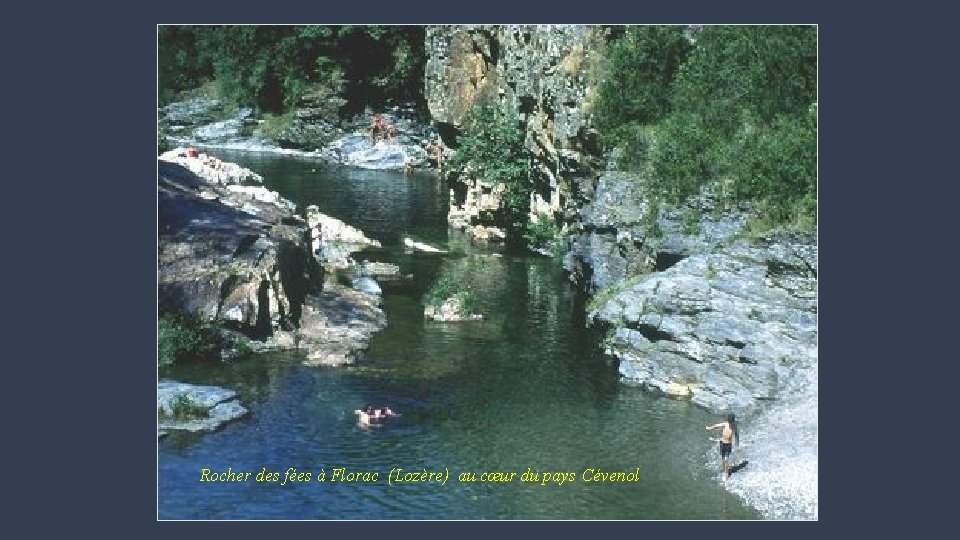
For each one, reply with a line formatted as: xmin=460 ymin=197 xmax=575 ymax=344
xmin=158 ymin=25 xmax=426 ymax=114
xmin=158 ymin=26 xmax=210 ymax=105
xmin=257 ymin=111 xmax=296 ymax=141
xmin=157 ymin=125 xmax=170 ymax=155
xmin=424 ymin=256 xmax=501 ymax=311
xmin=424 ymin=274 xmax=475 ymax=313
xmin=594 ymin=26 xmax=691 ymax=151
xmin=447 ymin=99 xmax=533 ymax=241
xmin=159 ymin=393 xmax=208 ymax=421
xmin=647 ymin=112 xmax=715 ymax=204
xmin=157 ymin=313 xmax=226 ymax=366
xmin=727 ymin=107 xmax=817 ymax=224
xmin=671 ymin=26 xmax=817 ymax=134
xmin=640 ymin=196 xmax=663 ymax=238
xmin=524 ymin=212 xmax=560 ymax=249
xmin=586 ymin=273 xmax=648 ymax=313
xmin=682 ymin=207 xmax=701 ymax=234
xmin=595 ymin=25 xmax=817 ymax=232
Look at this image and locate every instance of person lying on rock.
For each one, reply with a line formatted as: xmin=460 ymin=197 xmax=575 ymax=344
xmin=424 ymin=138 xmax=444 ymax=170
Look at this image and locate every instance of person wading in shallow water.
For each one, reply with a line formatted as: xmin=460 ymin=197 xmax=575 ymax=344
xmin=706 ymin=413 xmax=740 ymax=480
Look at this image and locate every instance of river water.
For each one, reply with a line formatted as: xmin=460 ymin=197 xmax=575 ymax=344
xmin=157 ymin=149 xmax=764 ymax=520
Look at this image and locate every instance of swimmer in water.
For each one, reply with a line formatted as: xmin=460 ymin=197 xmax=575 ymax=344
xmin=354 ymin=404 xmax=376 ymax=426
xmin=354 ymin=404 xmax=399 ymax=426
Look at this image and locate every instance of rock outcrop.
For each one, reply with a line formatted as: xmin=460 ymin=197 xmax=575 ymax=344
xmin=424 ymin=25 xmax=608 ymax=241
xmin=305 ymin=205 xmax=381 ymax=271
xmin=157 ymin=380 xmax=248 ymax=435
xmin=160 ymin=98 xmax=257 ymax=146
xmin=275 ymin=86 xmax=347 ymax=150
xmin=568 ymin=171 xmax=817 ymax=414
xmin=160 ymin=95 xmax=439 ymax=171
xmin=158 ymin=156 xmax=386 ymax=365
xmin=159 ymin=147 xmax=264 ymax=185
xmin=316 ymin=105 xmax=438 ymax=170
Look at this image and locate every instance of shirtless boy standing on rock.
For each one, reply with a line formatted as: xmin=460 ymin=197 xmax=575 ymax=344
xmin=706 ymin=413 xmax=740 ymax=480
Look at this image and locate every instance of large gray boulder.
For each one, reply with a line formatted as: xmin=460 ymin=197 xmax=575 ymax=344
xmin=568 ymin=169 xmax=817 ymax=414
xmin=320 ymin=135 xmax=424 ymax=170
xmin=591 ymin=244 xmax=816 ymax=414
xmin=158 ymin=157 xmax=386 ymax=367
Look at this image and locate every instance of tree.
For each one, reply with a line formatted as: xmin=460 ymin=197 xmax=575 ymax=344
xmin=593 ymin=25 xmax=691 ymax=148
xmin=447 ymin=99 xmax=533 ymax=241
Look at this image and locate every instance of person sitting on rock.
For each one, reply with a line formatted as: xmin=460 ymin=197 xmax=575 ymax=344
xmin=424 ymin=138 xmax=444 ymax=171
xmin=370 ymin=114 xmax=386 ymax=144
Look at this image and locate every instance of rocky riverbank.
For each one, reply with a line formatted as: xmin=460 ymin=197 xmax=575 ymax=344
xmin=566 ymin=170 xmax=817 ymax=414
xmin=158 ymin=153 xmax=386 ymax=365
xmin=564 ymin=169 xmax=817 ymax=518
xmin=160 ymin=96 xmax=442 ymax=172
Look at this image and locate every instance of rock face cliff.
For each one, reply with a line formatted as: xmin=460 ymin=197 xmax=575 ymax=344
xmin=566 ymin=171 xmax=817 ymax=414
xmin=424 ymin=25 xmax=606 ymax=238
xmin=158 ymin=153 xmax=386 ymax=366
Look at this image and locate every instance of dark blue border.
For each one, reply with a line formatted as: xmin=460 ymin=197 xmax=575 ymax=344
xmin=17 ymin=0 xmax=918 ymax=534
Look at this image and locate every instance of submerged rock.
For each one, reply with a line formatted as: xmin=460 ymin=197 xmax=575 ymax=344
xmin=295 ymin=283 xmax=387 ymax=367
xmin=424 ymin=295 xmax=484 ymax=322
xmin=403 ymin=237 xmax=446 ymax=253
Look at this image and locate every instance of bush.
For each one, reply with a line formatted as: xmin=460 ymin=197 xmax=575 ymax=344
xmin=447 ymin=98 xmax=533 ymax=242
xmin=424 ymin=274 xmax=474 ymax=312
xmin=257 ymin=111 xmax=296 ymax=141
xmin=159 ymin=393 xmax=208 ymax=421
xmin=647 ymin=112 xmax=715 ymax=205
xmin=593 ymin=26 xmax=691 ymax=150
xmin=524 ymin=212 xmax=560 ymax=249
xmin=157 ymin=313 xmax=226 ymax=366
xmin=727 ymin=108 xmax=817 ymax=226
xmin=595 ymin=25 xmax=817 ymax=232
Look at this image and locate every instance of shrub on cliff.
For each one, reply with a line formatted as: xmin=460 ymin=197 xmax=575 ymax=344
xmin=157 ymin=313 xmax=227 ymax=366
xmin=447 ymin=99 xmax=533 ymax=243
xmin=595 ymin=25 xmax=817 ymax=231
xmin=593 ymin=25 xmax=691 ymax=152
xmin=655 ymin=25 xmax=817 ymax=228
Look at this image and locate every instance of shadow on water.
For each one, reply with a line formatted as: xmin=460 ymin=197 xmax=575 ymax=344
xmin=159 ymin=150 xmax=762 ymax=520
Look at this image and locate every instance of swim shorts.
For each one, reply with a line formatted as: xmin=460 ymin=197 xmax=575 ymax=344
xmin=720 ymin=442 xmax=733 ymax=459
